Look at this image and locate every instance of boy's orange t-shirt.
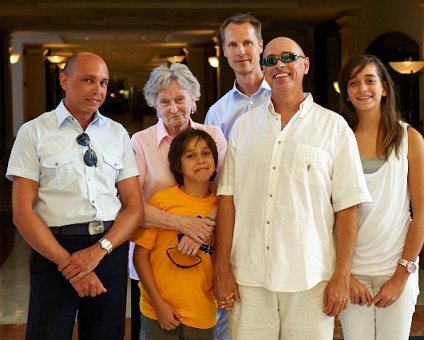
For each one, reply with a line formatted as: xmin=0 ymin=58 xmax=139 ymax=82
xmin=132 ymin=185 xmax=217 ymax=329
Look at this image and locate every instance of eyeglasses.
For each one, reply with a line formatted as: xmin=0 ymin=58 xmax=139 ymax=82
xmin=166 ymin=233 xmax=215 ymax=269
xmin=76 ymin=133 xmax=98 ymax=167
xmin=262 ymin=52 xmax=306 ymax=67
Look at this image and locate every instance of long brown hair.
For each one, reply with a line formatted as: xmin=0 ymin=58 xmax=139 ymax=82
xmin=338 ymin=54 xmax=403 ymax=160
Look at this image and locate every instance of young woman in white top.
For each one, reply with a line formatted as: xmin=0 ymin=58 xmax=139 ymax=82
xmin=337 ymin=54 xmax=424 ymax=340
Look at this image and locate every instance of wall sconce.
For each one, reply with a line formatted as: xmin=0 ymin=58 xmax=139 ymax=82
xmin=46 ymin=55 xmax=66 ymax=64
xmin=332 ymin=81 xmax=340 ymax=93
xmin=389 ymin=60 xmax=424 ymax=74
xmin=208 ymin=39 xmax=220 ymax=68
xmin=9 ymin=52 xmax=21 ymax=64
xmin=208 ymin=56 xmax=219 ymax=68
xmin=166 ymin=55 xmax=186 ymax=63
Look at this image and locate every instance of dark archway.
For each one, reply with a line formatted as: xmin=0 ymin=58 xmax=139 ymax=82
xmin=366 ymin=32 xmax=420 ymax=129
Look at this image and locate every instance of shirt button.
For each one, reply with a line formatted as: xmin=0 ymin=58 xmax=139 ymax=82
xmin=277 ymin=141 xmax=281 ymax=144
xmin=272 ymin=166 xmax=276 ymax=169
xmin=266 ymin=246 xmax=269 ymax=250
xmin=114 ymin=162 xmax=117 ymax=166
xmin=266 ymin=221 xmax=270 ymax=224
xmin=91 ymin=200 xmax=95 ymax=204
xmin=269 ymin=194 xmax=273 ymax=197
xmin=55 ymin=162 xmax=59 ymax=166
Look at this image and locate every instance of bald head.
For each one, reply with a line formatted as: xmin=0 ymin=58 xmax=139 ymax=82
xmin=63 ymin=52 xmax=108 ymax=76
xmin=263 ymin=37 xmax=305 ymax=59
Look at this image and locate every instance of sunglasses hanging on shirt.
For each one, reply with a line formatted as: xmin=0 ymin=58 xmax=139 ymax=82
xmin=76 ymin=133 xmax=98 ymax=167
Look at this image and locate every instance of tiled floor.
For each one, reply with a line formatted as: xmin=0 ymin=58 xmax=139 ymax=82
xmin=2 ymin=114 xmax=424 ymax=339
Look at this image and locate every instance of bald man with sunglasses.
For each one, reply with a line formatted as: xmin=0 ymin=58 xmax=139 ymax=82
xmin=6 ymin=52 xmax=143 ymax=340
xmin=213 ymin=37 xmax=371 ymax=339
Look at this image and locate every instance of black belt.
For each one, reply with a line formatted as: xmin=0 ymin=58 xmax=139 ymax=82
xmin=50 ymin=221 xmax=113 ymax=235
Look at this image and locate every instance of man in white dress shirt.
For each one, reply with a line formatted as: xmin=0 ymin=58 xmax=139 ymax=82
xmin=213 ymin=37 xmax=371 ymax=340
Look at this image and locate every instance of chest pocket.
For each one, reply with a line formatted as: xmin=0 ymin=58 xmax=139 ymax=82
xmin=41 ymin=154 xmax=76 ymax=190
xmin=103 ymin=154 xmax=123 ymax=184
xmin=291 ymin=144 xmax=330 ymax=186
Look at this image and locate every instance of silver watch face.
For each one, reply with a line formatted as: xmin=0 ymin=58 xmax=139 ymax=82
xmin=407 ymin=262 xmax=417 ymax=274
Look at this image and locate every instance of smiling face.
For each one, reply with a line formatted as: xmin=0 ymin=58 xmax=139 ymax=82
xmin=180 ymin=137 xmax=216 ymax=186
xmin=59 ymin=53 xmax=109 ymax=119
xmin=346 ymin=63 xmax=387 ymax=115
xmin=262 ymin=37 xmax=309 ymax=97
xmin=222 ymin=22 xmax=263 ymax=76
xmin=155 ymin=80 xmax=194 ymax=135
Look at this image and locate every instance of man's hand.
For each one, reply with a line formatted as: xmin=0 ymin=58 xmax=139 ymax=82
xmin=349 ymin=276 xmax=372 ymax=306
xmin=323 ymin=273 xmax=350 ymax=316
xmin=213 ymin=263 xmax=240 ymax=310
xmin=71 ymin=271 xmax=107 ymax=297
xmin=177 ymin=215 xmax=214 ymax=244
xmin=58 ymin=245 xmax=104 ymax=283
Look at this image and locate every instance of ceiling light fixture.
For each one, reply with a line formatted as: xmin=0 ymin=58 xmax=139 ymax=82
xmin=389 ymin=60 xmax=424 ymax=74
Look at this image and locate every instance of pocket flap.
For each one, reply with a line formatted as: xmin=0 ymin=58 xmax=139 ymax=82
xmin=41 ymin=154 xmax=73 ymax=169
xmin=103 ymin=154 xmax=123 ymax=170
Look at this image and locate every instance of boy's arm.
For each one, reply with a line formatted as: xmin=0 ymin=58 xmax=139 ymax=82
xmin=133 ymin=244 xmax=181 ymax=331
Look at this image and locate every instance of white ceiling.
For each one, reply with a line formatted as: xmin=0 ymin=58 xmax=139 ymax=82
xmin=1 ymin=0 xmax=378 ymax=77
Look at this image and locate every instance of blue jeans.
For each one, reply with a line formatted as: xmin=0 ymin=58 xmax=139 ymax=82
xmin=215 ymin=310 xmax=229 ymax=340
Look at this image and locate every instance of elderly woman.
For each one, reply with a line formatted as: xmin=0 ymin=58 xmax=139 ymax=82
xmin=128 ymin=63 xmax=227 ymax=339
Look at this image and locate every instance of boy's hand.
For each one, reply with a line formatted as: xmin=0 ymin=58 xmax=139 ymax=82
xmin=155 ymin=300 xmax=182 ymax=330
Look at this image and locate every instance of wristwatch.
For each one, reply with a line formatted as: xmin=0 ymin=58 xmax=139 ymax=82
xmin=98 ymin=238 xmax=113 ymax=255
xmin=398 ymin=259 xmax=417 ymax=274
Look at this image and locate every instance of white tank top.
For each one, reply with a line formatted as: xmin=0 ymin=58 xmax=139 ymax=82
xmin=351 ymin=122 xmax=413 ymax=276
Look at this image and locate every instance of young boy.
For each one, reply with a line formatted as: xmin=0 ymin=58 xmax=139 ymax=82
xmin=133 ymin=128 xmax=232 ymax=339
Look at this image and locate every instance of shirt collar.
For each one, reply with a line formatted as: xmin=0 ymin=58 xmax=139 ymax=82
xmin=232 ymin=78 xmax=271 ymax=98
xmin=155 ymin=118 xmax=195 ymax=148
xmin=267 ymin=92 xmax=314 ymax=119
xmin=54 ymin=99 xmax=105 ymax=128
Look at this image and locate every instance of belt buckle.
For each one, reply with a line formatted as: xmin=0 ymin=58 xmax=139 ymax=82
xmin=88 ymin=221 xmax=104 ymax=235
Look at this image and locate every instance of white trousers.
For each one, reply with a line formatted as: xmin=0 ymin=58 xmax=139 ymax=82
xmin=228 ymin=282 xmax=334 ymax=340
xmin=339 ymin=274 xmax=419 ymax=340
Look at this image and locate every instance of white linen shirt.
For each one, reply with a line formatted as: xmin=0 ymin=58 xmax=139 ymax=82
xmin=218 ymin=93 xmax=371 ymax=292
xmin=6 ymin=100 xmax=139 ymax=227
xmin=205 ymin=79 xmax=270 ymax=139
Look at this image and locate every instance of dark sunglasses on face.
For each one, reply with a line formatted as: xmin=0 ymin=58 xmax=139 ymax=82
xmin=262 ymin=52 xmax=306 ymax=67
xmin=76 ymin=133 xmax=98 ymax=167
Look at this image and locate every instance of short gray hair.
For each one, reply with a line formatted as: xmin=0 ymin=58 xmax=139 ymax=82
xmin=143 ymin=63 xmax=201 ymax=112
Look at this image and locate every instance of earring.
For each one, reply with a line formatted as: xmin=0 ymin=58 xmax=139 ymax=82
xmin=190 ymin=107 xmax=195 ymax=115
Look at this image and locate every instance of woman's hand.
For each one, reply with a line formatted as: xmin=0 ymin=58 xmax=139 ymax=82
xmin=349 ymin=276 xmax=373 ymax=306
xmin=373 ymin=274 xmax=407 ymax=308
xmin=177 ymin=235 xmax=201 ymax=255
xmin=177 ymin=215 xmax=214 ymax=243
